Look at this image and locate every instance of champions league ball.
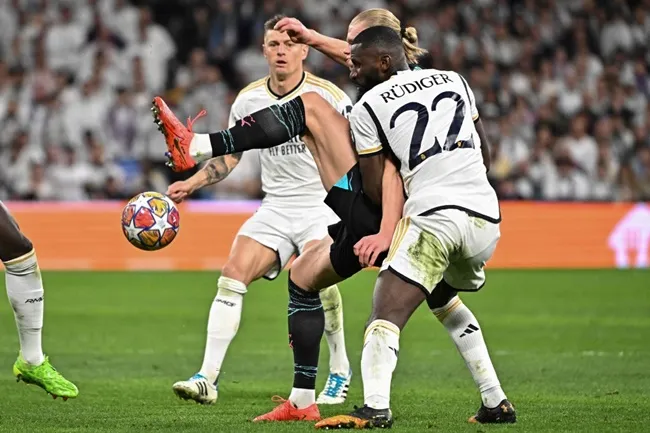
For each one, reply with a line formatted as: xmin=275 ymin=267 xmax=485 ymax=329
xmin=121 ymin=192 xmax=180 ymax=251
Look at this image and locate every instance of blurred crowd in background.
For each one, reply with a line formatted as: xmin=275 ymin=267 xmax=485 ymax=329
xmin=0 ymin=0 xmax=649 ymax=202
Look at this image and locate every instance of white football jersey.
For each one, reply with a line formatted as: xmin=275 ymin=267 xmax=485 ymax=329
xmin=229 ymin=72 xmax=353 ymax=206
xmin=350 ymin=69 xmax=500 ymax=222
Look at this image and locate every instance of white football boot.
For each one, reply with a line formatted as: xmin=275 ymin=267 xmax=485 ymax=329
xmin=316 ymin=369 xmax=352 ymax=405
xmin=172 ymin=373 xmax=218 ymax=404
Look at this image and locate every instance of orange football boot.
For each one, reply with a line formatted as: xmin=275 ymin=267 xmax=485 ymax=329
xmin=151 ymin=96 xmax=206 ymax=172
xmin=315 ymin=405 xmax=393 ymax=429
xmin=253 ymin=396 xmax=321 ymax=422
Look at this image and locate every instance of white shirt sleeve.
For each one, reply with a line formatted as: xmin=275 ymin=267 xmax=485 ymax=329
xmin=314 ymin=82 xmax=354 ymax=119
xmin=350 ymin=103 xmax=383 ymax=157
xmin=228 ymin=95 xmax=245 ymax=129
xmin=337 ymin=92 xmax=354 ymax=119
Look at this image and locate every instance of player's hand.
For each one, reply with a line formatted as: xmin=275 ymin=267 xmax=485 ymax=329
xmin=354 ymin=232 xmax=392 ymax=268
xmin=166 ymin=180 xmax=194 ymax=204
xmin=274 ymin=17 xmax=314 ymax=45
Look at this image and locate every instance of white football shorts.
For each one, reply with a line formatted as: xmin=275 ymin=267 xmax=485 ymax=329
xmin=237 ymin=202 xmax=339 ymax=279
xmin=381 ymin=209 xmax=500 ymax=293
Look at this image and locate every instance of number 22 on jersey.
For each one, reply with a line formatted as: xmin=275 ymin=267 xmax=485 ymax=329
xmin=390 ymin=91 xmax=474 ymax=170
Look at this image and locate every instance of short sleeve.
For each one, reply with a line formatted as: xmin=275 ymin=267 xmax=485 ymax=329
xmin=228 ymin=95 xmax=246 ymax=128
xmin=349 ymin=103 xmax=383 ymax=157
xmin=314 ymin=81 xmax=353 ymax=119
xmin=337 ymin=92 xmax=354 ymax=119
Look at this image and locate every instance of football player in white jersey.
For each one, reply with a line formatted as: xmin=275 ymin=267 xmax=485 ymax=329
xmin=166 ymin=15 xmax=354 ymax=407
xmin=316 ymin=26 xmax=515 ymax=429
xmin=152 ymin=20 xmax=512 ymax=427
xmin=153 ymin=72 xmax=406 ymax=422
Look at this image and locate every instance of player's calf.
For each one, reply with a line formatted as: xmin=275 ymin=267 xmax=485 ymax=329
xmin=286 ymin=275 xmax=324 ymax=407
xmin=252 ymin=276 xmax=324 ymax=422
xmin=363 ymin=271 xmax=426 ymax=408
xmin=429 ymin=281 xmax=511 ymax=416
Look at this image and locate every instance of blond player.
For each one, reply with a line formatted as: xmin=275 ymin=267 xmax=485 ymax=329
xmin=167 ymin=15 xmax=354 ymax=406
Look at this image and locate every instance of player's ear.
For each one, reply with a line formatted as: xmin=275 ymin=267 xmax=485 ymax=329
xmin=262 ymin=43 xmax=268 ymax=59
xmin=380 ymin=55 xmax=391 ymax=73
xmin=301 ymin=44 xmax=309 ymax=60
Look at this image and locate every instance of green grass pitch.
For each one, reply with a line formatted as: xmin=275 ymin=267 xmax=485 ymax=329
xmin=0 ymin=270 xmax=648 ymax=432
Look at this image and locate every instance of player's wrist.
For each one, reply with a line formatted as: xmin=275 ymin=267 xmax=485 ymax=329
xmin=308 ymin=30 xmax=326 ymax=48
xmin=191 ymin=172 xmax=209 ymax=190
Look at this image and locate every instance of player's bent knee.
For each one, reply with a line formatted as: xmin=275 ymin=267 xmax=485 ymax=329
xmin=0 ymin=231 xmax=33 ymax=263
xmin=300 ymin=91 xmax=329 ymax=114
xmin=217 ymin=275 xmax=248 ymax=296
xmin=289 ymin=259 xmax=319 ymax=293
xmin=221 ymin=261 xmax=253 ymax=287
xmin=290 ymin=241 xmax=335 ymax=292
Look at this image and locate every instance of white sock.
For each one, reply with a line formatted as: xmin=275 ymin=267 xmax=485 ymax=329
xmin=319 ymin=285 xmax=350 ymax=376
xmin=189 ymin=133 xmax=213 ymax=162
xmin=362 ymin=319 xmax=400 ymax=410
xmin=432 ymin=296 xmax=507 ymax=408
xmin=4 ymin=250 xmax=45 ymax=366
xmin=289 ymin=387 xmax=316 ymax=409
xmin=198 ymin=276 xmax=246 ymax=384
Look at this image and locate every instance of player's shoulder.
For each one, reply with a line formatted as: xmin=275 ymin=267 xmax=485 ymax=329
xmin=303 ymin=72 xmax=348 ymax=103
xmin=361 ymin=68 xmax=464 ymax=103
xmin=236 ymin=77 xmax=268 ymax=100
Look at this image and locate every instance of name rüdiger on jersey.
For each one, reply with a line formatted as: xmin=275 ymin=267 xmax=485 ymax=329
xmin=380 ymin=73 xmax=453 ymax=103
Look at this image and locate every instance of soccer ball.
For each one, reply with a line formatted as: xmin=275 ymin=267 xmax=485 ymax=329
xmin=121 ymin=192 xmax=180 ymax=251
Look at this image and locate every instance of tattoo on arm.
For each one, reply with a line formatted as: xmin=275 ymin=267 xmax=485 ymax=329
xmin=204 ymin=152 xmax=243 ymax=184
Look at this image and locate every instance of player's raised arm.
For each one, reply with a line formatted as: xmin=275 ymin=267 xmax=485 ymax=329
xmin=274 ymin=17 xmax=350 ymax=66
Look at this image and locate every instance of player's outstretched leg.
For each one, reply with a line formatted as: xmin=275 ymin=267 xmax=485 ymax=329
xmin=427 ymin=283 xmax=516 ymax=424
xmin=172 ymin=235 xmax=278 ymax=404
xmin=152 ymin=95 xmax=306 ymax=172
xmin=0 ymin=203 xmax=78 ymax=400
xmin=152 ymin=92 xmax=357 ymax=191
xmin=317 ymin=284 xmax=352 ymax=405
xmin=254 ymin=238 xmax=344 ymax=422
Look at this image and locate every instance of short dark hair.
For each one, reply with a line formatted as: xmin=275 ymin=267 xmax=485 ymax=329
xmin=351 ymin=25 xmax=403 ymax=50
xmin=264 ymin=14 xmax=286 ymax=32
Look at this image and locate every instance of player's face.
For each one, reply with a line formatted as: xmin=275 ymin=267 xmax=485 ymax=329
xmin=349 ymin=44 xmax=387 ymax=93
xmin=263 ymin=30 xmax=308 ymax=78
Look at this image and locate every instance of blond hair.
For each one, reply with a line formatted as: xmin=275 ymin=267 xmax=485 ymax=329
xmin=350 ymin=8 xmax=427 ymax=65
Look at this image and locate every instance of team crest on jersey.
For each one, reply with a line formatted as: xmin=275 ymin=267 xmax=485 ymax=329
xmin=240 ymin=115 xmax=255 ymax=127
